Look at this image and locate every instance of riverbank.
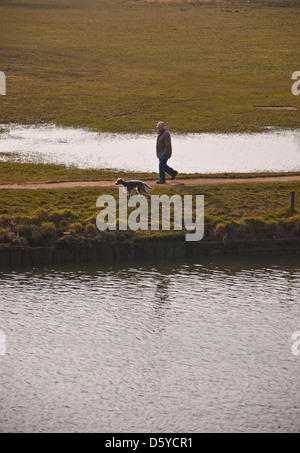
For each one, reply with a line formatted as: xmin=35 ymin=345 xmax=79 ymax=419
xmin=0 ymin=163 xmax=299 ymax=265
xmin=0 ymin=0 xmax=299 ymax=133
xmin=1 ymin=161 xmax=300 ymax=186
xmin=1 ymin=237 xmax=300 ymax=267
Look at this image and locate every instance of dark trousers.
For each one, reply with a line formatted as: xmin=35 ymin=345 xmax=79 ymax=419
xmin=159 ymin=158 xmax=177 ymax=181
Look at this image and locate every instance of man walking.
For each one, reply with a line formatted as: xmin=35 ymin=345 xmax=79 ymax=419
xmin=156 ymin=122 xmax=178 ymax=184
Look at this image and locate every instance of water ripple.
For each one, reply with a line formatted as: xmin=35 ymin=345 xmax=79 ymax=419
xmin=0 ymin=256 xmax=299 ymax=432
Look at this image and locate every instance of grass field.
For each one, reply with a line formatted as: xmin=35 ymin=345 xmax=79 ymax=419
xmin=0 ymin=0 xmax=299 ymax=133
xmin=0 ymin=163 xmax=299 ymax=247
xmin=1 ymin=0 xmax=299 ymax=249
xmin=1 ymin=161 xmax=300 ymax=184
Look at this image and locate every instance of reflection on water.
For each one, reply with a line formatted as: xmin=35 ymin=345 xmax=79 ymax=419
xmin=1 ymin=124 xmax=300 ymax=173
xmin=0 ymin=254 xmax=299 ymax=433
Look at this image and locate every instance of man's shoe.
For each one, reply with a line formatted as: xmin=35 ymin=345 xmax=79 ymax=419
xmin=171 ymin=171 xmax=178 ymax=180
xmin=156 ymin=180 xmax=165 ymax=184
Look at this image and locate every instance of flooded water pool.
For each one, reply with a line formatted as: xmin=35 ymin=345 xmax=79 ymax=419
xmin=0 ymin=254 xmax=299 ymax=433
xmin=0 ymin=124 xmax=300 ymax=173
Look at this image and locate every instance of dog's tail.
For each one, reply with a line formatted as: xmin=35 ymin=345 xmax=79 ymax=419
xmin=145 ymin=184 xmax=154 ymax=190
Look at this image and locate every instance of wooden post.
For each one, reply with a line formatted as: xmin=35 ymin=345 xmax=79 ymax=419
xmin=290 ymin=191 xmax=295 ymax=210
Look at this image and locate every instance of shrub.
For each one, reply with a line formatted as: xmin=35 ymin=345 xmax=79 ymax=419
xmin=279 ymin=206 xmax=299 ymax=218
xmin=85 ymin=223 xmax=97 ymax=235
xmin=214 ymin=222 xmax=227 ymax=241
xmin=35 ymin=208 xmax=51 ymax=223
xmin=68 ymin=222 xmax=85 ymax=235
xmin=0 ymin=227 xmax=11 ymax=244
xmin=19 ymin=222 xmax=57 ymax=245
xmin=18 ymin=224 xmax=32 ymax=240
xmin=213 ymin=220 xmax=242 ymax=241
xmin=48 ymin=209 xmax=78 ymax=225
xmin=0 ymin=217 xmax=19 ymax=243
xmin=281 ymin=215 xmax=300 ymax=237
xmin=19 ymin=237 xmax=29 ymax=246
xmin=15 ymin=214 xmax=40 ymax=226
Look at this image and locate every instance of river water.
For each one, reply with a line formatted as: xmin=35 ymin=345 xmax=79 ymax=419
xmin=0 ymin=254 xmax=299 ymax=433
xmin=1 ymin=124 xmax=300 ymax=173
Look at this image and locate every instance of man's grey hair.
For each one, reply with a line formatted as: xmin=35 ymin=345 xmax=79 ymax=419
xmin=157 ymin=122 xmax=166 ymax=128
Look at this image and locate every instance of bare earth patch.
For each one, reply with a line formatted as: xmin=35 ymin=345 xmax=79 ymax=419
xmin=255 ymin=106 xmax=298 ymax=110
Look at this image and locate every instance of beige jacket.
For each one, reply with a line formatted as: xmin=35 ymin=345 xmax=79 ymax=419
xmin=156 ymin=129 xmax=172 ymax=160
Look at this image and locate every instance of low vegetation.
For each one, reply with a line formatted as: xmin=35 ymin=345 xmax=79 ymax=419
xmin=0 ymin=168 xmax=299 ymax=247
xmin=0 ymin=0 xmax=299 ymax=133
xmin=1 ymin=161 xmax=300 ymax=185
xmin=0 ymin=1 xmax=299 ymax=249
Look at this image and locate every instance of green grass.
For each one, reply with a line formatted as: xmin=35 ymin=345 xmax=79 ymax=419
xmin=0 ymin=177 xmax=299 ymax=246
xmin=0 ymin=0 xmax=299 ymax=133
xmin=1 ymin=161 xmax=300 ymax=184
xmin=0 ymin=161 xmax=155 ymax=184
xmin=0 ymin=0 xmax=299 ymax=246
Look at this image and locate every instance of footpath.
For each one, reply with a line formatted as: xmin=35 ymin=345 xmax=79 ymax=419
xmin=1 ymin=175 xmax=300 ymax=190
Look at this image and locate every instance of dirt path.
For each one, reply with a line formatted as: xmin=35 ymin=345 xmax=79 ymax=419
xmin=1 ymin=175 xmax=300 ymax=190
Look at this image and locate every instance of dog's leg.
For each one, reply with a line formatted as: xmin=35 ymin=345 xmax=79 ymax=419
xmin=141 ymin=187 xmax=150 ymax=198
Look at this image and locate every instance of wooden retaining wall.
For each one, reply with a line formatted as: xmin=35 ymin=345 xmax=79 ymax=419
xmin=0 ymin=238 xmax=300 ymax=267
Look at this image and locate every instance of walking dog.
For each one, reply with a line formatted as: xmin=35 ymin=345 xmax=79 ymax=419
xmin=115 ymin=178 xmax=153 ymax=198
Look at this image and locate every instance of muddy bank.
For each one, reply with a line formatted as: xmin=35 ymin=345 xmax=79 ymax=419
xmin=1 ymin=237 xmax=300 ymax=267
